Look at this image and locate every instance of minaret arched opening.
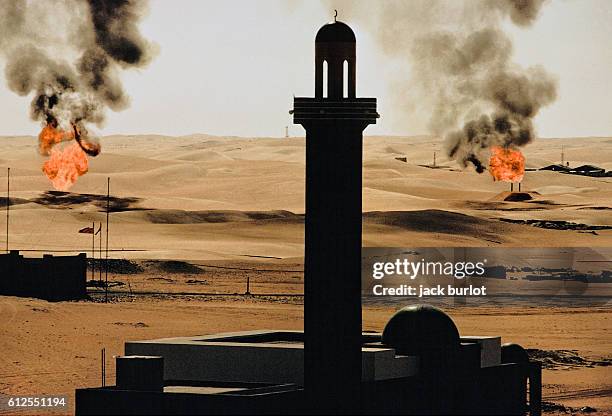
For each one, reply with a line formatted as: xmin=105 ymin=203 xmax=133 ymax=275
xmin=343 ymin=60 xmax=348 ymax=98
xmin=322 ymin=60 xmax=328 ymax=98
xmin=314 ymin=20 xmax=356 ymax=100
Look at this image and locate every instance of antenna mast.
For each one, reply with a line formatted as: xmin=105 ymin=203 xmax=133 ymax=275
xmin=105 ymin=177 xmax=110 ymax=303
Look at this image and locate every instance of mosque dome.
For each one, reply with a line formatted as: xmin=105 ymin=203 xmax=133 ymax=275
xmin=382 ymin=304 xmax=461 ymax=355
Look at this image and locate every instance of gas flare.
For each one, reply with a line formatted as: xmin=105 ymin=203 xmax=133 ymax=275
xmin=42 ymin=141 xmax=89 ymax=192
xmin=488 ymin=146 xmax=525 ymax=183
xmin=38 ymin=121 xmax=100 ymax=190
xmin=0 ymin=0 xmax=154 ymax=189
xmin=38 ymin=122 xmax=74 ymax=156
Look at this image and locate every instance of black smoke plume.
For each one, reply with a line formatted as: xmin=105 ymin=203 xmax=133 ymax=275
xmin=322 ymin=0 xmax=557 ymax=171
xmin=0 ymin=0 xmax=155 ymax=153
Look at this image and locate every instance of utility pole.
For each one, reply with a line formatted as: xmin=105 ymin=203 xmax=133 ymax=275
xmin=105 ymin=177 xmax=110 ymax=303
xmin=99 ymin=222 xmax=103 ymax=283
xmin=285 ymin=126 xmax=289 ymax=138
xmin=92 ymin=221 xmax=95 ymax=281
xmin=6 ymin=167 xmax=9 ymax=253
xmin=433 ymin=151 xmax=437 ymax=167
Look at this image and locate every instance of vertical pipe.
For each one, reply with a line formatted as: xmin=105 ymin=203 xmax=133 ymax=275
xmin=105 ymin=178 xmax=110 ymax=303
xmin=99 ymin=222 xmax=103 ymax=283
xmin=6 ymin=167 xmax=9 ymax=253
xmin=101 ymin=348 xmax=106 ymax=387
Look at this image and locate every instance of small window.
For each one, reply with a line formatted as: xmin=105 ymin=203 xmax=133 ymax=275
xmin=343 ymin=60 xmax=348 ymax=98
xmin=323 ymin=60 xmax=328 ymax=98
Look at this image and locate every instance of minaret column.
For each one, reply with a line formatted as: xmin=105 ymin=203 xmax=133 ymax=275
xmin=292 ymin=18 xmax=379 ymax=414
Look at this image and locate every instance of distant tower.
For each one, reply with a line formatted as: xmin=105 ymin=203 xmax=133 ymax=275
xmin=292 ymin=14 xmax=378 ymax=412
xmin=561 ymin=145 xmax=565 ymax=166
xmin=285 ymin=126 xmax=289 ymax=138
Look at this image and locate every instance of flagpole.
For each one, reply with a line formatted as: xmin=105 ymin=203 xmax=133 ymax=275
xmin=105 ymin=177 xmax=110 ymax=303
xmin=6 ymin=167 xmax=9 ymax=253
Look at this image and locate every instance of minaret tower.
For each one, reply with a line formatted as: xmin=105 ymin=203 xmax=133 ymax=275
xmin=291 ymin=15 xmax=378 ymax=412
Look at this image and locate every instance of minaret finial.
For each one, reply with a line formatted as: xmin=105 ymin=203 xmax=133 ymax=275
xmin=334 ymin=9 xmax=338 ymax=22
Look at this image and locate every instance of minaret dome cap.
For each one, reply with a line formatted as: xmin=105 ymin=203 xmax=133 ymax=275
xmin=315 ymin=21 xmax=356 ymax=43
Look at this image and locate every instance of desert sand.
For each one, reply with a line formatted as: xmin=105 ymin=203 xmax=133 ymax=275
xmin=0 ymin=134 xmax=611 ymax=415
xmin=0 ymin=134 xmax=611 ymax=258
xmin=0 ymin=293 xmax=610 ymax=415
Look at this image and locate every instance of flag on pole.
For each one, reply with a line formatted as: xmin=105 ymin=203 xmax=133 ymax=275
xmin=95 ymin=223 xmax=102 ymax=235
xmin=79 ymin=226 xmax=94 ymax=234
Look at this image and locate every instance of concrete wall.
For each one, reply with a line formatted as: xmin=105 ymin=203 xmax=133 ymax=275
xmin=0 ymin=251 xmax=87 ymax=301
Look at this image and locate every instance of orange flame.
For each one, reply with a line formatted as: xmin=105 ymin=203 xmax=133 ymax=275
xmin=38 ymin=124 xmax=89 ymax=191
xmin=488 ymin=146 xmax=525 ymax=183
xmin=42 ymin=142 xmax=89 ymax=191
xmin=38 ymin=124 xmax=74 ymax=156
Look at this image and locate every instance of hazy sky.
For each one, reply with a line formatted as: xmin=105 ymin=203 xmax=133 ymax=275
xmin=0 ymin=0 xmax=611 ymax=138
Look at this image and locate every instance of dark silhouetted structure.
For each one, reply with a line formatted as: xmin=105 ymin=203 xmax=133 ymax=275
xmin=292 ymin=18 xmax=378 ymax=413
xmin=569 ymin=164 xmax=606 ymax=177
xmin=539 ymin=164 xmax=570 ymax=172
xmin=539 ymin=163 xmax=611 ymax=177
xmin=75 ymin=19 xmax=543 ymax=416
xmin=0 ymin=251 xmax=87 ymax=301
xmin=75 ymin=324 xmax=544 ymax=415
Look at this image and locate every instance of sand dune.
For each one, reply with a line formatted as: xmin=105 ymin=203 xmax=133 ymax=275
xmin=142 ymin=209 xmax=301 ymax=224
xmin=0 ymin=134 xmax=610 ymax=260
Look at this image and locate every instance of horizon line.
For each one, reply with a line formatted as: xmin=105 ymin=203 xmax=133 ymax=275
xmin=1 ymin=133 xmax=611 ymax=140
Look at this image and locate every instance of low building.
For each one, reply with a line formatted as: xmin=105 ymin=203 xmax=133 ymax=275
xmin=539 ymin=163 xmax=610 ymax=177
xmin=75 ymin=307 xmax=543 ymax=415
xmin=539 ymin=164 xmax=570 ymax=172
xmin=569 ymin=165 xmax=606 ymax=177
xmin=0 ymin=251 xmax=87 ymax=301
